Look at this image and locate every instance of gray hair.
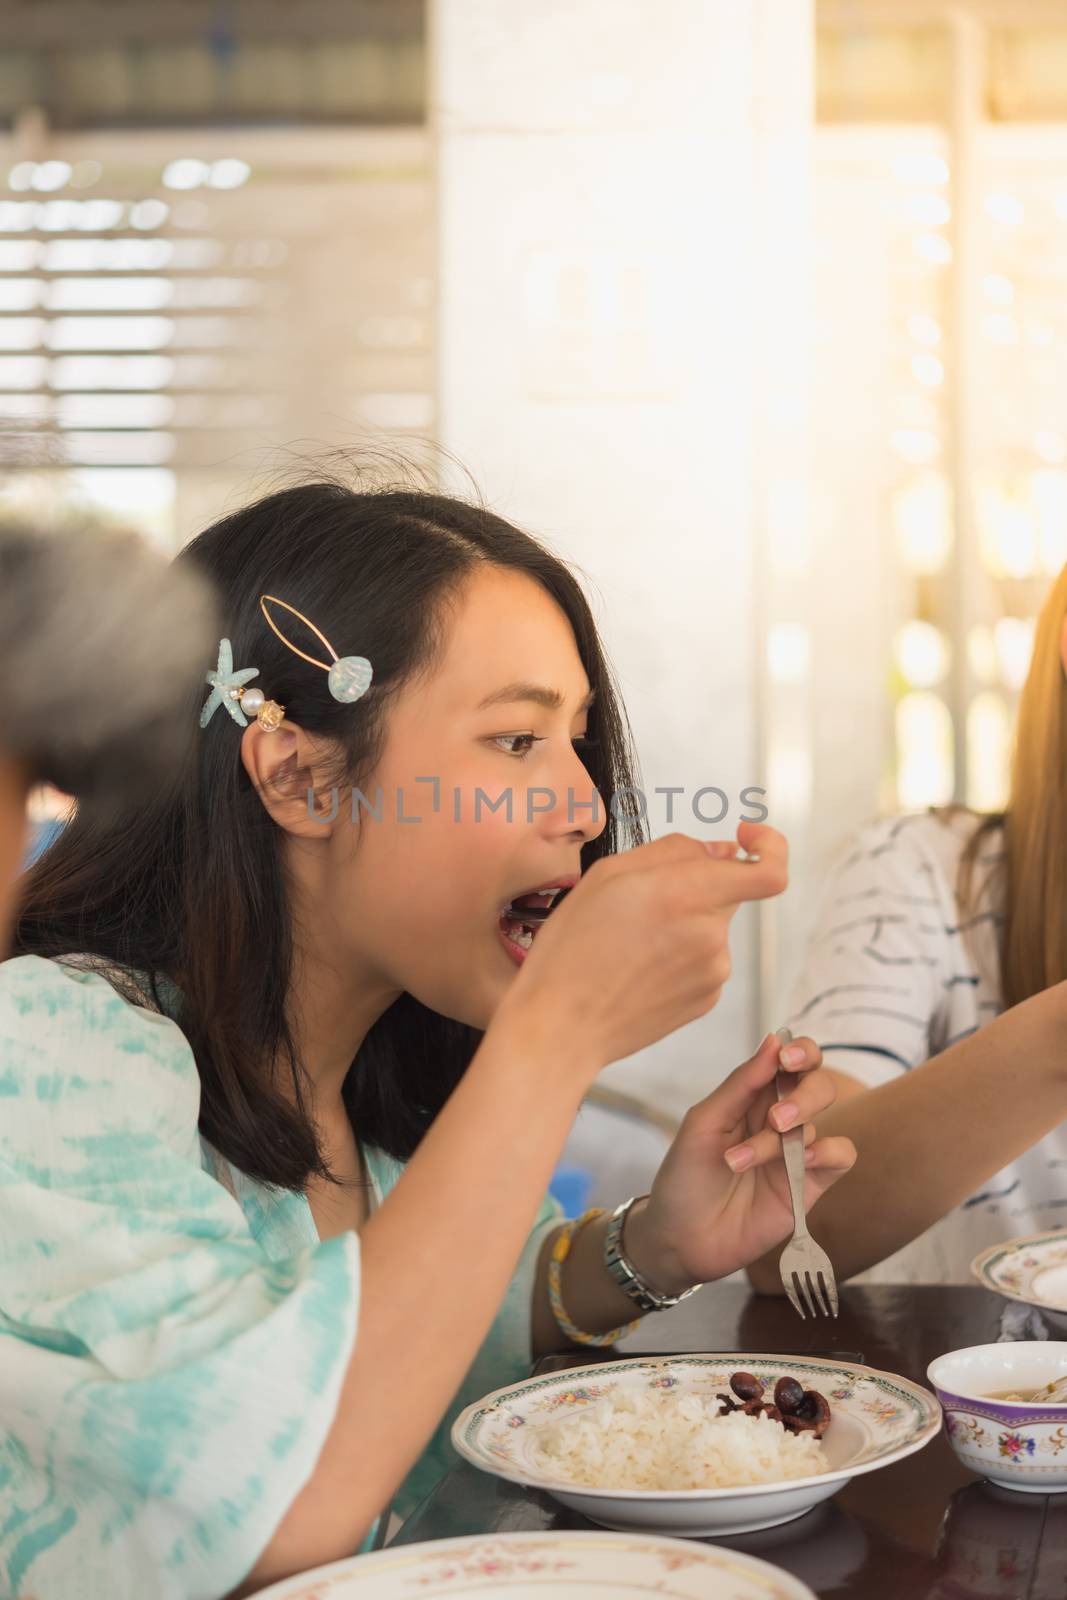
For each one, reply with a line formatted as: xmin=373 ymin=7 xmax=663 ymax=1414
xmin=0 ymin=522 xmax=217 ymax=808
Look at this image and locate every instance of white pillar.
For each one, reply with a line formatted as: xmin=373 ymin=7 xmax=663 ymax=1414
xmin=432 ymin=0 xmax=814 ymax=1112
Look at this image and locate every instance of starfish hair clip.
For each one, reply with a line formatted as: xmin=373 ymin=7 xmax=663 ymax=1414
xmin=200 ymin=638 xmax=285 ymax=731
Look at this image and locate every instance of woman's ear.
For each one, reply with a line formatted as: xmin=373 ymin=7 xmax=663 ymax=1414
xmin=239 ymin=722 xmax=341 ymax=838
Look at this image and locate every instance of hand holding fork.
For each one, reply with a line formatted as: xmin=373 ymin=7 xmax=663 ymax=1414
xmin=773 ymin=1026 xmax=840 ymax=1319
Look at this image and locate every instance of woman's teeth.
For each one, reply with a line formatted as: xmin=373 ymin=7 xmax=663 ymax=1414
xmin=501 ymin=911 xmax=537 ymax=945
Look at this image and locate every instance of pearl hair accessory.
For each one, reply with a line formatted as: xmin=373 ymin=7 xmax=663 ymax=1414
xmin=199 ymin=595 xmax=373 ymax=734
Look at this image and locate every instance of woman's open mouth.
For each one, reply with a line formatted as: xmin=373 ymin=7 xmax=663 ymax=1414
xmin=497 ymin=878 xmax=576 ymax=965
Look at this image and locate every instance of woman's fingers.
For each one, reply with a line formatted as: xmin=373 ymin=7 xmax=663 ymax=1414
xmin=725 ymin=1121 xmax=856 ymax=1186
xmin=699 ymin=1032 xmax=826 ymax=1141
xmin=726 ymin=1119 xmax=817 ymax=1173
xmin=678 ymin=1030 xmax=830 ymax=1168
xmin=775 ymin=1032 xmax=820 ymax=1072
xmin=697 ymin=824 xmax=789 ymax=908
xmin=768 ymin=1056 xmax=837 ymax=1134
xmin=723 ymin=1053 xmax=842 ymax=1169
xmin=689 ymin=1033 xmax=785 ymax=1138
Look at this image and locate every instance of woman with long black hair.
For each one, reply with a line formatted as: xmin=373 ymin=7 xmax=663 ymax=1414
xmin=2 ymin=480 xmax=853 ymax=1600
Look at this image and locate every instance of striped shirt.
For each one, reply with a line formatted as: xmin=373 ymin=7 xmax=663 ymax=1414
xmin=781 ymin=809 xmax=1067 ymax=1284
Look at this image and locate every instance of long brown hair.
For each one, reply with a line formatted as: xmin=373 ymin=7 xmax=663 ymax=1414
xmin=959 ymin=562 xmax=1067 ymax=1007
xmin=14 ymin=481 xmax=648 ymax=1190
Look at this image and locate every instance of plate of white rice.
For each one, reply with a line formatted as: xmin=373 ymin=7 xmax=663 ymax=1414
xmin=452 ymin=1354 xmax=940 ymax=1537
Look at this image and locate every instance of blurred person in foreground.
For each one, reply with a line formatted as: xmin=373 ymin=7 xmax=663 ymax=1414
xmin=0 ymin=522 xmax=217 ymax=952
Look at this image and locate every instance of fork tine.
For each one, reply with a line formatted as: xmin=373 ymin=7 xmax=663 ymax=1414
xmin=818 ymin=1268 xmax=840 ymax=1318
xmin=782 ymin=1270 xmax=806 ymax=1319
xmin=792 ymin=1270 xmax=814 ymax=1319
xmin=807 ymin=1272 xmax=830 ymax=1318
xmin=799 ymin=1272 xmax=819 ymax=1319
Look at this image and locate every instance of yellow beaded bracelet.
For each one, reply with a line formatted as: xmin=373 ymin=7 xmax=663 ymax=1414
xmin=547 ymin=1206 xmax=644 ymax=1347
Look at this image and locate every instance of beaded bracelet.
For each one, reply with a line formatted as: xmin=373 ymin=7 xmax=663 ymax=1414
xmin=547 ymin=1207 xmax=644 ymax=1347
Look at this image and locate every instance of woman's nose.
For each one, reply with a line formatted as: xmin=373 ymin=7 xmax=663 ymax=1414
xmin=548 ymin=744 xmax=607 ymax=841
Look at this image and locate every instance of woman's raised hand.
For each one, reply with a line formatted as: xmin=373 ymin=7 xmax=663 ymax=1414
xmin=495 ymin=820 xmax=788 ymax=1079
xmin=624 ymin=1032 xmax=857 ymax=1293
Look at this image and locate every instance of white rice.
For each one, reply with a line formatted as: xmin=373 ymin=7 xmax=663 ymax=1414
xmin=529 ymin=1387 xmax=827 ymax=1490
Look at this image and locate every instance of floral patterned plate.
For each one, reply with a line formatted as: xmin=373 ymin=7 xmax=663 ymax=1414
xmin=451 ymin=1353 xmax=941 ymax=1538
xmin=971 ymin=1230 xmax=1067 ymax=1332
xmin=253 ymin=1531 xmax=816 ymax=1599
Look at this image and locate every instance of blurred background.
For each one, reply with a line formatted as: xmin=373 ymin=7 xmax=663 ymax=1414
xmin=2 ymin=0 xmax=1062 ymax=1117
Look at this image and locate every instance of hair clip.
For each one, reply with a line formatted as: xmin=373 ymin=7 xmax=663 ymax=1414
xmin=200 ymin=638 xmax=285 ymax=732
xmin=259 ymin=594 xmax=373 ymax=704
xmin=199 ymin=599 xmax=372 ymax=735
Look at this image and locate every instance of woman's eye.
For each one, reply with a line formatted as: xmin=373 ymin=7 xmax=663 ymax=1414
xmin=490 ymin=734 xmax=597 ymax=760
xmin=492 ymin=733 xmax=544 ymax=758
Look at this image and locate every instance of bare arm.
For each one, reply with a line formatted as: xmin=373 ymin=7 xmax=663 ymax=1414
xmin=748 ymin=981 xmax=1067 ymax=1290
xmin=231 ymin=1004 xmax=589 ymax=1595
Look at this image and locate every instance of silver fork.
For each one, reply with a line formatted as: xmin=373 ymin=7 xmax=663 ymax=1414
xmin=774 ymin=1026 xmax=839 ymax=1319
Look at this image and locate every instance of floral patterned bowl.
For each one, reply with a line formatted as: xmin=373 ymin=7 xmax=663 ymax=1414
xmin=451 ymin=1354 xmax=941 ymax=1538
xmin=971 ymin=1230 xmax=1067 ymax=1332
xmin=252 ymin=1531 xmax=817 ymax=1600
xmin=927 ymin=1342 xmax=1067 ymax=1493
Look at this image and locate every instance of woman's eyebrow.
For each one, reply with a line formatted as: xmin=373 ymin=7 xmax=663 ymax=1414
xmin=476 ymin=681 xmax=597 ymax=713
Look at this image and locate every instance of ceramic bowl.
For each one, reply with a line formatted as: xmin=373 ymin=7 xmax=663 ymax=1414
xmin=927 ymin=1342 xmax=1067 ymax=1493
xmin=451 ymin=1353 xmax=940 ymax=1538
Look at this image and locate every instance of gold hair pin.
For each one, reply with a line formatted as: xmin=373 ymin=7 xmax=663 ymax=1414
xmin=259 ymin=595 xmax=373 ymax=704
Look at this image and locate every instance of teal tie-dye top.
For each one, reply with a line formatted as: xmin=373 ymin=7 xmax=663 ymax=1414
xmin=0 ymin=955 xmax=561 ymax=1600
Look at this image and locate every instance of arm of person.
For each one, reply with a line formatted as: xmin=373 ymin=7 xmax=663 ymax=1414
xmin=233 ymin=999 xmax=592 ymax=1595
xmin=528 ymin=1034 xmax=857 ymax=1352
xmin=746 ymin=814 xmax=959 ymax=1292
xmin=748 ymin=979 xmax=1067 ymax=1287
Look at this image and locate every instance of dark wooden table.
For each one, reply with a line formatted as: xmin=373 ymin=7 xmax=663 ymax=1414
xmin=392 ymin=1285 xmax=1067 ymax=1599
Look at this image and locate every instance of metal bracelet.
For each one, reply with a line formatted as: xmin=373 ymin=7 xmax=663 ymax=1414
xmin=603 ymin=1194 xmax=703 ymax=1312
